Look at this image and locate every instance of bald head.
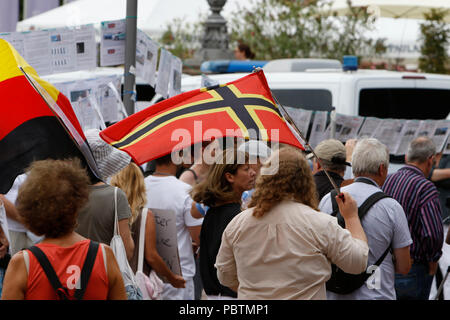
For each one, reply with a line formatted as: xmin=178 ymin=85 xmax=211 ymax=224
xmin=406 ymin=136 xmax=436 ymax=164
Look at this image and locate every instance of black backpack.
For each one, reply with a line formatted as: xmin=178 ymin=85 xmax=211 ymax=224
xmin=326 ymin=182 xmax=391 ymax=295
xmin=28 ymin=240 xmax=99 ymax=300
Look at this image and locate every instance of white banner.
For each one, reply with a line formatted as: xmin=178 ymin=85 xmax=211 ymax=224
xmin=136 ymin=30 xmax=159 ymax=87
xmin=168 ymin=55 xmax=182 ymax=98
xmin=155 ymin=48 xmax=172 ymax=99
xmin=100 ymin=19 xmax=126 ymax=67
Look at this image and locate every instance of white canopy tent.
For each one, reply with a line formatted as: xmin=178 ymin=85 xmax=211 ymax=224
xmin=14 ymin=0 xmax=447 ymax=62
xmin=16 ymin=0 xmax=249 ymax=40
xmin=330 ymin=0 xmax=450 ymax=21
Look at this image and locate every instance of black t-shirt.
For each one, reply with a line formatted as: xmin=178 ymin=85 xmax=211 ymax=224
xmin=199 ymin=203 xmax=241 ymax=298
xmin=313 ymin=170 xmax=344 ymax=201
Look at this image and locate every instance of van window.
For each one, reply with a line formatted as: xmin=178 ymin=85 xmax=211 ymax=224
xmin=359 ymin=88 xmax=450 ymax=120
xmin=271 ymin=89 xmax=333 ymax=111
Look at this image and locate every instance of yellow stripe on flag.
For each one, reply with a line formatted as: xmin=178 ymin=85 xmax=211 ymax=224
xmin=0 ymin=39 xmax=60 ymax=102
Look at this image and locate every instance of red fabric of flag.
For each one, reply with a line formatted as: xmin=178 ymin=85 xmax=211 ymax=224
xmin=100 ymin=70 xmax=304 ymax=165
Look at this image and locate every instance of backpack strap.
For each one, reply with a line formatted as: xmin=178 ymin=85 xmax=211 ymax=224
xmin=74 ymin=240 xmax=100 ymax=300
xmin=28 ymin=240 xmax=100 ymax=300
xmin=330 ymin=189 xmax=339 ymax=217
xmin=28 ymin=245 xmax=70 ymax=300
xmin=335 ymin=191 xmax=389 ymax=227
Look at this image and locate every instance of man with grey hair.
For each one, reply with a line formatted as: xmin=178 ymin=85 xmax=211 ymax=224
xmin=319 ymin=138 xmax=412 ymax=300
xmin=383 ymin=136 xmax=444 ymax=300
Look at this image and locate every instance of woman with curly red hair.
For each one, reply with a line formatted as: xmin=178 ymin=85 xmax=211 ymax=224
xmin=215 ymin=146 xmax=369 ymax=300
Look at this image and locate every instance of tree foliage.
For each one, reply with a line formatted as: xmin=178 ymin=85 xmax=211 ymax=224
xmin=229 ymin=0 xmax=386 ymax=61
xmin=418 ymin=9 xmax=450 ymax=74
xmin=159 ymin=0 xmax=386 ymax=62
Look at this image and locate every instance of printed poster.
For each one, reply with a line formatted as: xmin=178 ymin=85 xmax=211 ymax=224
xmin=100 ymin=19 xmax=126 ymax=67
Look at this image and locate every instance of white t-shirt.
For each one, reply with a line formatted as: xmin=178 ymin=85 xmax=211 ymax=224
xmin=4 ymin=173 xmax=28 ymax=233
xmin=144 ymin=175 xmax=203 ymax=279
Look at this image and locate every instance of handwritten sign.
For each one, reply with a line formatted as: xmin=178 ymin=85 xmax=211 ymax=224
xmin=150 ymin=208 xmax=182 ymax=282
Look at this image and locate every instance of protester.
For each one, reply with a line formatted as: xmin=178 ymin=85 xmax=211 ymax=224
xmin=430 ymin=154 xmax=450 ymax=223
xmin=179 ymin=141 xmax=216 ymax=186
xmin=320 ymin=138 xmax=412 ymax=300
xmin=144 ymin=152 xmax=203 ymax=300
xmin=1 ymin=159 xmax=126 ymax=300
xmin=3 ymin=174 xmax=42 ymax=255
xmin=237 ymin=140 xmax=272 ymax=209
xmin=234 ymin=42 xmax=255 ymax=60
xmin=76 ymin=129 xmax=135 ymax=260
xmin=215 ymin=146 xmax=369 ymax=299
xmin=179 ymin=140 xmax=218 ymax=301
xmin=382 ymin=136 xmax=444 ymax=300
xmin=191 ymin=148 xmax=256 ymax=299
xmin=110 ymin=162 xmax=186 ymax=289
xmin=308 ymin=139 xmax=352 ymax=201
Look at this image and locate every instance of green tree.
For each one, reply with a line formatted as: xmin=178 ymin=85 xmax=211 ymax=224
xmin=229 ymin=0 xmax=386 ymax=61
xmin=159 ymin=18 xmax=203 ymax=61
xmin=159 ymin=0 xmax=386 ymax=63
xmin=418 ymin=9 xmax=450 ymax=74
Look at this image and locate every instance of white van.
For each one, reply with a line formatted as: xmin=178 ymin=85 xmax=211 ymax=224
xmin=181 ymin=68 xmax=450 ymax=121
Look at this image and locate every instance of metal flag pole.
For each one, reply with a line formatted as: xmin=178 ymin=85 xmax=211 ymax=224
xmin=252 ymin=68 xmax=343 ymax=197
xmin=123 ymin=0 xmax=138 ymax=115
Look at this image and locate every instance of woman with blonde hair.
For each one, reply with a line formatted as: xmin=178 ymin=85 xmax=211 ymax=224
xmin=110 ymin=162 xmax=186 ymax=289
xmin=191 ymin=148 xmax=256 ymax=300
xmin=215 ymin=146 xmax=370 ymax=300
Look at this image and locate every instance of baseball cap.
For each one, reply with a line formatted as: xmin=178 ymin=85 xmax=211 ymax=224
xmin=307 ymin=139 xmax=351 ymax=166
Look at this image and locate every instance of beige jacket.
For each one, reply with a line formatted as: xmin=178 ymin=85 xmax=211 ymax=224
xmin=215 ymin=200 xmax=369 ymax=300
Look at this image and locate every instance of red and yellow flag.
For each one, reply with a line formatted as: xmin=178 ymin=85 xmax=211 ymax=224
xmin=0 ymin=39 xmax=99 ymax=193
xmin=100 ymin=70 xmax=304 ymax=165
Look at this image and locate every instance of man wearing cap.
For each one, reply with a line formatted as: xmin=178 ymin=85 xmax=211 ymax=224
xmin=319 ymin=138 xmax=412 ymax=300
xmin=309 ymin=139 xmax=351 ymax=201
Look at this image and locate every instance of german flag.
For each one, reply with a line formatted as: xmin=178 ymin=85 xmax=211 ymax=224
xmin=0 ymin=39 xmax=99 ymax=194
xmin=100 ymin=70 xmax=304 ymax=165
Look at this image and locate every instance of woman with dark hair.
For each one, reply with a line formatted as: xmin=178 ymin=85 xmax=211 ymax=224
xmin=191 ymin=148 xmax=256 ymax=299
xmin=1 ymin=159 xmax=126 ymax=300
xmin=234 ymin=42 xmax=255 ymax=60
xmin=215 ymin=146 xmax=369 ymax=300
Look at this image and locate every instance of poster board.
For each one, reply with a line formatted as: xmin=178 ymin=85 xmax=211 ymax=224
xmin=150 ymin=208 xmax=182 ymax=281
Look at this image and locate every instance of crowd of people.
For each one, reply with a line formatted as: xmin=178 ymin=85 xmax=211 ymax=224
xmin=0 ymin=131 xmax=449 ymax=300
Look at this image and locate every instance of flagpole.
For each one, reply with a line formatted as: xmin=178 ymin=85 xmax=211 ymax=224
xmin=124 ymin=0 xmax=138 ymax=115
xmin=252 ymin=68 xmax=343 ymax=196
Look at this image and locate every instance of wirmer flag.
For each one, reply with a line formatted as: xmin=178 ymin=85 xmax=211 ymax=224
xmin=100 ymin=70 xmax=304 ymax=165
xmin=0 ymin=39 xmax=100 ymax=193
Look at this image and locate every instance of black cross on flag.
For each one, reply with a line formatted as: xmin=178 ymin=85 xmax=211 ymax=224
xmin=100 ymin=70 xmax=304 ymax=165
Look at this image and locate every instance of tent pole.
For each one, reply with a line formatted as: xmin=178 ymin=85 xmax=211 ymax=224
xmin=123 ymin=0 xmax=137 ymax=115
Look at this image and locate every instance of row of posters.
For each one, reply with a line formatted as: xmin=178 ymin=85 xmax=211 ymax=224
xmin=0 ymin=25 xmax=97 ymax=76
xmin=1 ymin=20 xmax=183 ymax=100
xmin=284 ymin=107 xmax=450 ymax=155
xmin=48 ymin=75 xmax=126 ymax=132
xmin=100 ymin=19 xmax=182 ymax=99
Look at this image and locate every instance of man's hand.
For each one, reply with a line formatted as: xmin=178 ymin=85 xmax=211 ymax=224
xmin=428 ymin=261 xmax=439 ymax=275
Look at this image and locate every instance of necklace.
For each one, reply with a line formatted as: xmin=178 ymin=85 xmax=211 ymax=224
xmin=152 ymin=171 xmax=174 ymax=176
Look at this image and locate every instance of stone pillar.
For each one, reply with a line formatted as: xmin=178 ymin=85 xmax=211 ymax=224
xmin=186 ymin=0 xmax=233 ymax=70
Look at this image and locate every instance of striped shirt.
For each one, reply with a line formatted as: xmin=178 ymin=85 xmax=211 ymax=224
xmin=382 ymin=165 xmax=444 ymax=263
